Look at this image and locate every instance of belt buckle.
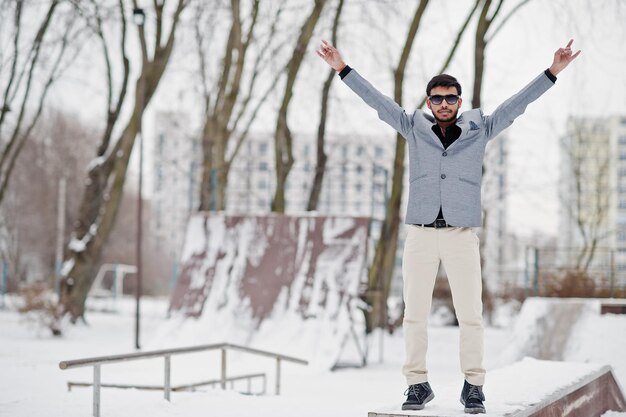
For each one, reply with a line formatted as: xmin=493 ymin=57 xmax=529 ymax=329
xmin=434 ymin=219 xmax=447 ymax=228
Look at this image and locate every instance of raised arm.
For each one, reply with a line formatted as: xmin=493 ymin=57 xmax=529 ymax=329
xmin=483 ymin=39 xmax=581 ymax=139
xmin=316 ymin=40 xmax=414 ymax=139
xmin=316 ymin=39 xmax=347 ymax=72
xmin=548 ymin=39 xmax=581 ymax=76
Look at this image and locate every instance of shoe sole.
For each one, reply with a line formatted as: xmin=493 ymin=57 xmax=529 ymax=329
xmin=401 ymin=392 xmax=435 ymax=410
xmin=460 ymin=397 xmax=485 ymax=414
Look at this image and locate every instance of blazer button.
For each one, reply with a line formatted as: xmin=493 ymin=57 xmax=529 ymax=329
xmin=442 ymin=151 xmax=447 ymax=156
xmin=441 ymin=174 xmax=446 ymax=179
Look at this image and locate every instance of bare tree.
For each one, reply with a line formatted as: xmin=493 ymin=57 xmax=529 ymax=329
xmin=196 ymin=0 xmax=286 ymax=211
xmin=361 ymin=0 xmax=429 ymax=332
xmin=0 ymin=109 xmax=96 ymax=291
xmin=0 ymin=0 xmax=83 ymax=206
xmin=271 ymin=0 xmax=327 ymax=213
xmin=364 ymin=0 xmax=481 ymax=332
xmin=58 ymin=0 xmax=188 ymax=324
xmin=471 ymin=0 xmax=534 ymax=318
xmin=306 ymin=0 xmax=344 ymax=212
xmin=560 ymin=118 xmax=611 ymax=272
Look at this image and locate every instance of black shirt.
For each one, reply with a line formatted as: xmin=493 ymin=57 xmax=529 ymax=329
xmin=431 ymin=123 xmax=462 ymax=221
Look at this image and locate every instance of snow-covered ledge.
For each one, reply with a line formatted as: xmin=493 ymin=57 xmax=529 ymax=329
xmin=368 ymin=358 xmax=626 ymax=416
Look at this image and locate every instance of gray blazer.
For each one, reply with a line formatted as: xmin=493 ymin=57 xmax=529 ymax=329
xmin=342 ymin=69 xmax=555 ymax=227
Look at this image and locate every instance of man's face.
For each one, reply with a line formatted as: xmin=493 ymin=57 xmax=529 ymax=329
xmin=426 ymin=86 xmax=462 ymax=123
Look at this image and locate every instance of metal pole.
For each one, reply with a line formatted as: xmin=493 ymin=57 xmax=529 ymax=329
xmin=524 ymin=246 xmax=529 ymax=298
xmin=93 ymin=365 xmax=101 ymax=417
xmin=221 ymin=348 xmax=227 ymax=389
xmin=370 ymin=164 xmax=376 ymax=217
xmin=275 ymin=358 xmax=281 ymax=395
xmin=55 ymin=177 xmax=66 ymax=298
xmin=609 ymin=249 xmax=615 ymax=298
xmin=164 ymin=356 xmax=171 ymax=401
xmin=379 ymin=323 xmax=384 ymax=364
xmin=134 ymin=9 xmax=146 ymax=350
xmin=112 ymin=264 xmax=118 ymax=311
xmin=534 ymin=247 xmax=540 ymax=296
xmin=135 ymin=113 xmax=143 ymax=349
xmin=0 ymin=261 xmax=7 ymax=309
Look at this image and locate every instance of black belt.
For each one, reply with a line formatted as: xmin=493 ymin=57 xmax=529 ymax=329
xmin=416 ymin=219 xmax=453 ymax=228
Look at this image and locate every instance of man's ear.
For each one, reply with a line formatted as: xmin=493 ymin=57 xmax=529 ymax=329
xmin=426 ymin=100 xmax=432 ymax=110
xmin=457 ymin=97 xmax=462 ymax=108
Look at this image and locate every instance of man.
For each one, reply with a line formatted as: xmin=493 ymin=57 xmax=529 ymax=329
xmin=316 ymin=39 xmax=579 ymax=414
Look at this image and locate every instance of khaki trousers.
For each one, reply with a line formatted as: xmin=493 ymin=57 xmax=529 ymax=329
xmin=402 ymin=225 xmax=486 ymax=386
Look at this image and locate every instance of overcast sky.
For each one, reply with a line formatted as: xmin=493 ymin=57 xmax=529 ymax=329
xmin=48 ymin=0 xmax=626 ymax=239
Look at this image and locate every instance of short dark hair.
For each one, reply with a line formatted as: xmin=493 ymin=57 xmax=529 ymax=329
xmin=426 ymin=74 xmax=461 ymax=96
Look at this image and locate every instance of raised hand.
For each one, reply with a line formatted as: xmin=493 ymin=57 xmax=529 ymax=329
xmin=549 ymin=39 xmax=581 ymax=76
xmin=316 ymin=40 xmax=347 ymax=72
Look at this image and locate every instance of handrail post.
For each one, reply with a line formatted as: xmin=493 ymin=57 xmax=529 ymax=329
xmin=164 ymin=355 xmax=171 ymax=401
xmin=275 ymin=358 xmax=281 ymax=395
xmin=221 ymin=348 xmax=227 ymax=390
xmin=93 ymin=365 xmax=101 ymax=417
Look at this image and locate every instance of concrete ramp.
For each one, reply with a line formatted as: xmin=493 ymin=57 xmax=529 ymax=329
xmin=368 ymin=358 xmax=626 ymax=417
xmin=499 ymin=298 xmax=600 ymax=363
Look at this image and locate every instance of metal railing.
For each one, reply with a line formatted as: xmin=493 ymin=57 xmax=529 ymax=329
xmin=67 ymin=372 xmax=268 ymax=395
xmin=59 ymin=342 xmax=308 ymax=417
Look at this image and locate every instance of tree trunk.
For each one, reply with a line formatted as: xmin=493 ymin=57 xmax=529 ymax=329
xmin=58 ymin=0 xmax=187 ymax=323
xmin=197 ymin=0 xmax=262 ymax=212
xmin=0 ymin=0 xmax=72 ymax=206
xmin=271 ymin=0 xmax=326 ymax=213
xmin=363 ymin=0 xmax=429 ymax=333
xmin=307 ymin=0 xmax=344 ymax=211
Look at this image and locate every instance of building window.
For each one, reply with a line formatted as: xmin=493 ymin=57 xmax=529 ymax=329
xmin=259 ymin=162 xmax=268 ymax=171
xmin=259 ymin=142 xmax=268 ymax=154
xmin=375 ymin=146 xmax=383 ymax=158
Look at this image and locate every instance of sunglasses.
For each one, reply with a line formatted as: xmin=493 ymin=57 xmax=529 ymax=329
xmin=428 ymin=94 xmax=460 ymax=105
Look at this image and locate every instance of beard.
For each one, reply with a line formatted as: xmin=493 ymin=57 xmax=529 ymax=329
xmin=433 ymin=108 xmax=459 ymax=123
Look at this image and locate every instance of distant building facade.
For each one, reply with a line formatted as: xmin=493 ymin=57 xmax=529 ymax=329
xmin=558 ymin=116 xmax=626 ymax=285
xmin=151 ymin=111 xmax=199 ymax=257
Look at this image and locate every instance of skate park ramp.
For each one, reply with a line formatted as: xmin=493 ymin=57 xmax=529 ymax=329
xmin=499 ymin=297 xmax=598 ymax=363
xmin=161 ymin=213 xmax=370 ymax=369
xmin=499 ymin=297 xmax=626 ymax=365
xmin=368 ymin=358 xmax=626 ymax=416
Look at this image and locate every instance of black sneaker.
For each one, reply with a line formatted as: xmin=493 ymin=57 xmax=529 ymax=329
xmin=401 ymin=382 xmax=434 ymax=410
xmin=460 ymin=380 xmax=486 ymax=414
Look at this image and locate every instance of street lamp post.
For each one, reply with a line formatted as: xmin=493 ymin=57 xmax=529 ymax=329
xmin=133 ymin=6 xmax=145 ymax=350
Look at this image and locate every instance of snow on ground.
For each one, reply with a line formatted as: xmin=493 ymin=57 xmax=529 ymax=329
xmin=1 ymin=296 xmax=625 ymax=417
